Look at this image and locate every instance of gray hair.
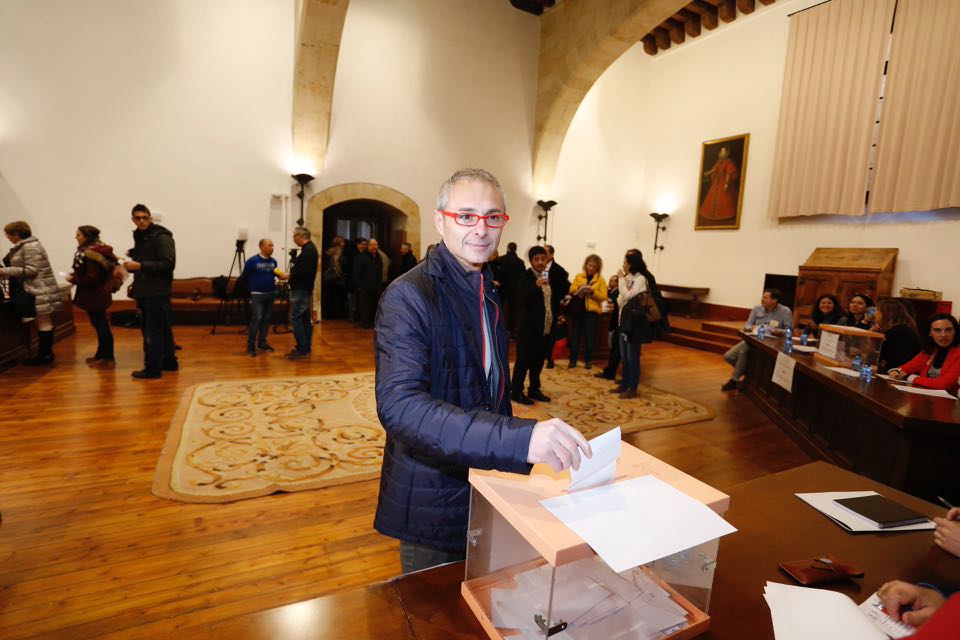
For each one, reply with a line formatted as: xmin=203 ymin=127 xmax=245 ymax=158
xmin=293 ymin=226 xmax=311 ymax=240
xmin=435 ymin=168 xmax=506 ymax=212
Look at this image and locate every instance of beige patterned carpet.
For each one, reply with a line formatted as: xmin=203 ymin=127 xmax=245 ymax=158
xmin=153 ymin=370 xmax=713 ymax=503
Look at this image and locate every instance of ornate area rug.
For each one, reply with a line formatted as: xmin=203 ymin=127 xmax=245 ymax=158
xmin=512 ymin=367 xmax=715 ymax=440
xmin=154 ymin=370 xmax=713 ymax=503
xmin=153 ymin=374 xmax=385 ymax=503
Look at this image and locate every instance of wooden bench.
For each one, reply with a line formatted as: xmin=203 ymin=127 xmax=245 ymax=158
xmin=658 ymin=284 xmax=710 ymax=318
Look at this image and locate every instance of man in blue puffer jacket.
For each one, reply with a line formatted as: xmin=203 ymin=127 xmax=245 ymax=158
xmin=374 ymin=168 xmax=592 ymax=574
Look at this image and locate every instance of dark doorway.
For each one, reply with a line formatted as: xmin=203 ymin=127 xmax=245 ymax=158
xmin=320 ymin=199 xmax=407 ymax=320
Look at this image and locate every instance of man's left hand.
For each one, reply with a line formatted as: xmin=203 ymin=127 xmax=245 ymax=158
xmin=125 ymin=261 xmax=142 ymax=272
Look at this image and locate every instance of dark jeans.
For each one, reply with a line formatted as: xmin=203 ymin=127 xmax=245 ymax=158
xmin=619 ymin=332 xmax=642 ymax=391
xmin=357 ymin=286 xmax=381 ymax=328
xmin=511 ymin=333 xmax=550 ymax=395
xmin=87 ymin=309 xmax=114 ymax=360
xmin=247 ymin=293 xmax=273 ymax=349
xmin=399 ymin=541 xmax=465 ymax=575
xmin=569 ymin=312 xmax=598 ymax=366
xmin=137 ymin=296 xmax=176 ymax=373
xmin=602 ymin=330 xmax=621 ymax=377
xmin=290 ymin=289 xmax=313 ymax=354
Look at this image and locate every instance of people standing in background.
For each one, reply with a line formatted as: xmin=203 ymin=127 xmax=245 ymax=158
xmin=1 ymin=221 xmax=64 ymax=365
xmin=888 ymin=314 xmax=960 ymax=394
xmin=377 ymin=242 xmax=391 ymax=290
xmin=393 ymin=242 xmax=417 ymax=280
xmin=511 ymin=245 xmax=554 ymax=405
xmin=240 ymin=239 xmax=278 ymax=357
xmin=322 ymin=236 xmax=347 ymax=319
xmin=496 ymin=241 xmax=525 ymax=338
xmin=845 ymin=293 xmax=875 ymax=330
xmin=543 ymin=244 xmax=569 ymax=368
xmin=125 ymin=204 xmax=178 ymax=379
xmin=347 ymin=237 xmax=368 ymax=321
xmin=567 ymin=254 xmax=607 ymax=370
xmin=354 ymin=238 xmax=384 ymax=330
xmin=614 ymin=252 xmax=650 ymax=398
xmin=67 ymin=225 xmax=117 ymax=366
xmin=802 ymin=293 xmax=846 ymax=338
xmin=596 ymin=274 xmax=621 ymax=381
xmin=282 ymin=226 xmax=318 ymax=359
xmin=872 ymin=298 xmax=921 ymax=374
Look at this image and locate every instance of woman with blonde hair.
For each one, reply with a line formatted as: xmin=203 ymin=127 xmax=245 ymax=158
xmin=872 ymin=298 xmax=920 ymax=373
xmin=567 ymin=254 xmax=607 ymax=370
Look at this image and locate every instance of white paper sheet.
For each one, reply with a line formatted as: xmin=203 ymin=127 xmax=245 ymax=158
xmin=795 ymin=491 xmax=934 ymax=532
xmin=824 ymin=366 xmax=860 ymax=378
xmin=568 ymin=427 xmax=621 ymax=492
xmin=763 ymin=581 xmax=887 ymax=640
xmin=819 ymin=331 xmax=840 ymax=359
xmin=540 ymin=475 xmax=736 ymax=573
xmin=772 ymin=352 xmax=796 ymax=391
xmin=892 ymin=385 xmax=956 ymax=399
xmin=877 ymin=374 xmax=910 ymax=384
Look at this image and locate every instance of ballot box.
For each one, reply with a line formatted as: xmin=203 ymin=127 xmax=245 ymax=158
xmin=461 ymin=443 xmax=730 ymax=640
xmin=813 ymin=324 xmax=885 ymax=369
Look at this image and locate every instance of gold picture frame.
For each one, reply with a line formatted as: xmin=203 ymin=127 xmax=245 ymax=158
xmin=695 ymin=133 xmax=749 ymax=230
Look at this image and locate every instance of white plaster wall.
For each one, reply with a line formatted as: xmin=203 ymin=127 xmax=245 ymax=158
xmin=319 ymin=0 xmax=542 ymax=252
xmin=551 ymin=0 xmax=960 ymax=309
xmin=0 ymin=0 xmax=294 ymax=280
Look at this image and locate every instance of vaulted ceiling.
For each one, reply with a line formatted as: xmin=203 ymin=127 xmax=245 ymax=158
xmin=641 ymin=0 xmax=778 ymax=55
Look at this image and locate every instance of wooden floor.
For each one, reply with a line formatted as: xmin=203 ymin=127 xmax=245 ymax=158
xmin=0 ymin=317 xmax=810 ymax=639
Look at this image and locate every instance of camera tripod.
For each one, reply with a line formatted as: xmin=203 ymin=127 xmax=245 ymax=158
xmin=210 ymin=239 xmax=248 ymax=334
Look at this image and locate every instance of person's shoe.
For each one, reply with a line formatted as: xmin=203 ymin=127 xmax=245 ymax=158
xmin=584 ymin=362 xmax=593 ymax=370
xmin=620 ymin=389 xmax=639 ymax=399
xmin=721 ymin=379 xmax=739 ymax=391
xmin=286 ymin=350 xmax=309 ymax=360
xmin=24 ymin=354 xmax=54 ymax=366
xmin=546 ymin=360 xmax=555 ymax=369
xmin=161 ymin=361 xmax=179 ymax=372
xmin=247 ymin=348 xmax=257 ymax=357
xmin=511 ymin=392 xmax=534 ymax=405
xmin=131 ymin=369 xmax=161 ymax=379
xmin=258 ymin=343 xmax=275 ymax=352
xmin=528 ymin=390 xmax=552 ymax=402
xmin=610 ymin=386 xmax=627 ymax=394
xmin=85 ymin=355 xmax=102 ymax=364
xmin=595 ymin=371 xmax=614 ymax=380
xmin=567 ymin=362 xmax=577 ymax=369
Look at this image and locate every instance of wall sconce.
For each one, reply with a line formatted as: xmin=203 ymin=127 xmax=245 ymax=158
xmin=536 ymin=199 xmax=557 ymax=244
xmin=650 ymin=212 xmax=670 ymax=252
xmin=292 ymin=173 xmax=315 ymax=226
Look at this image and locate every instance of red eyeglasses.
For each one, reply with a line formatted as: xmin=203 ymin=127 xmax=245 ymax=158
xmin=438 ymin=210 xmax=510 ymax=228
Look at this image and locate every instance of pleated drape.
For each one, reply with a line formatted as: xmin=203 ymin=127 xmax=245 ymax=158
xmin=869 ymin=0 xmax=960 ymax=214
xmin=768 ymin=0 xmax=895 ymax=218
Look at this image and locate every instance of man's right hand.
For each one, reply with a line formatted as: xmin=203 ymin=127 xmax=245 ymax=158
xmin=878 ymin=581 xmax=945 ymax=626
xmin=527 ymin=419 xmax=592 ymax=473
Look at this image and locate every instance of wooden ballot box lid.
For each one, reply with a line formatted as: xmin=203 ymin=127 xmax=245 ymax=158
xmin=819 ymin=323 xmax=885 ymax=339
xmin=468 ymin=443 xmax=729 ymax=567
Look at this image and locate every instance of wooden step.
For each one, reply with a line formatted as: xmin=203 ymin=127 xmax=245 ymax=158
xmin=661 ymin=332 xmax=731 ymax=355
xmin=669 ymin=325 xmax=740 ymax=346
xmin=702 ymin=321 xmax=744 ymax=338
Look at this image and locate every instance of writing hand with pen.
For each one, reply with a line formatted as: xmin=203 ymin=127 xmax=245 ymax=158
xmin=877 ymin=581 xmax=944 ymax=627
xmin=934 ymin=497 xmax=960 ymax=558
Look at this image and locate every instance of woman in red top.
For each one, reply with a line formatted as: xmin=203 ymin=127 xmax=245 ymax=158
xmin=888 ymin=313 xmax=960 ymax=394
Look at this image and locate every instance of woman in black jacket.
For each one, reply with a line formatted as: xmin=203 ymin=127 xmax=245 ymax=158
xmin=873 ymin=298 xmax=921 ymax=373
xmin=803 ymin=293 xmax=846 ymax=337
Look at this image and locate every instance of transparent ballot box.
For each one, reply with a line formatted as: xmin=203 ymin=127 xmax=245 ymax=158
xmin=461 ymin=443 xmax=729 ymax=640
xmin=813 ymin=324 xmax=885 ymax=369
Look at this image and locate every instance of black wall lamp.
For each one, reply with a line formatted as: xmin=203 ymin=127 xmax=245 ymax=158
xmin=536 ymin=199 xmax=557 ymax=244
xmin=292 ymin=173 xmax=315 ymax=226
xmin=650 ymin=212 xmax=670 ymax=253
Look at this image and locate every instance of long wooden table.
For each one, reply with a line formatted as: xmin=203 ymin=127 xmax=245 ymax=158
xmin=188 ymin=462 xmax=960 ymax=639
xmin=741 ymin=333 xmax=960 ymax=503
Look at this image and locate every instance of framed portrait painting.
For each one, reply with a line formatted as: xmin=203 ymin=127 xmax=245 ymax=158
xmin=695 ymin=133 xmax=749 ymax=230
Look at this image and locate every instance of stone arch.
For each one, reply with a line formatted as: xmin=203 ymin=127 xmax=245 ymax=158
xmin=305 ymin=182 xmax=421 ymax=255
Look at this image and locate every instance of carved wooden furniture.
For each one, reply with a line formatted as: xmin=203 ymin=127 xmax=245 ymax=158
xmin=794 ymin=248 xmax=897 ymax=327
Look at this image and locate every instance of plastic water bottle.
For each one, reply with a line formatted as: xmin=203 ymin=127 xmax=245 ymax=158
xmin=783 ymin=328 xmax=793 ymax=353
xmin=800 ymin=333 xmax=809 ymax=346
xmin=757 ymin=324 xmax=766 ymax=340
xmin=851 ymin=353 xmax=862 ymax=372
xmin=860 ymin=364 xmax=873 ymax=383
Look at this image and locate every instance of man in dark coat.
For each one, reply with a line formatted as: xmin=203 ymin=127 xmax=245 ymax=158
xmin=374 ymin=168 xmax=591 ymax=574
xmin=510 ymin=245 xmax=554 ymax=405
xmin=543 ymin=244 xmax=569 ymax=368
xmin=353 ymin=238 xmax=384 ymax=329
xmin=125 ymin=203 xmax=178 ymax=379
xmin=393 ymin=242 xmax=417 ymax=280
xmin=283 ymin=226 xmax=318 ymax=358
xmin=496 ymin=241 xmax=525 ymax=337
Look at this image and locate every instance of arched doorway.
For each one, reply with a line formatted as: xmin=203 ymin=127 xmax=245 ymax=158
xmin=306 ymin=183 xmax=421 ymax=321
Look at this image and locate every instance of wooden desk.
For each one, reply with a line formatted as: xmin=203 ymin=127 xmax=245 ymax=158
xmin=190 ymin=462 xmax=960 ymax=639
xmin=741 ymin=333 xmax=960 ymax=503
xmin=0 ymin=285 xmax=75 ymax=371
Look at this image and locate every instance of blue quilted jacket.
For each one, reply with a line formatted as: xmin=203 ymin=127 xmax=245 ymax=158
xmin=373 ymin=242 xmax=536 ymax=552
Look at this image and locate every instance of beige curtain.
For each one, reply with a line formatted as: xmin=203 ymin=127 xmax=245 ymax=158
xmin=768 ymin=0 xmax=895 ymax=219
xmin=869 ymin=0 xmax=960 ymax=213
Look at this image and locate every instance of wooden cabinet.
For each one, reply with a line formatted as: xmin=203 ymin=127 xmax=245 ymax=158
xmin=794 ymin=248 xmax=897 ymax=327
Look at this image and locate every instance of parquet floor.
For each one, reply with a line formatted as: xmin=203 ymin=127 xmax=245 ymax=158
xmin=0 ymin=317 xmax=810 ymax=638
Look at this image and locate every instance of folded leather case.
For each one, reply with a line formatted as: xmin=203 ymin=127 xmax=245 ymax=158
xmin=779 ymin=555 xmax=865 ymax=586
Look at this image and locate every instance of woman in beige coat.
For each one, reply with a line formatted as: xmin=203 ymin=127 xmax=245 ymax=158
xmin=2 ymin=221 xmax=64 ymax=365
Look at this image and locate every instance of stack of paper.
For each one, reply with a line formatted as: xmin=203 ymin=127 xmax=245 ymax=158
xmin=795 ymin=491 xmax=934 ymax=532
xmin=764 ymin=582 xmax=915 ymax=640
xmin=488 ymin=556 xmax=689 ymax=640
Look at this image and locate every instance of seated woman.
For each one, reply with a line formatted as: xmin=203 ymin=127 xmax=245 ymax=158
xmin=803 ymin=293 xmax=846 ymax=337
xmin=888 ymin=314 xmax=960 ymax=394
xmin=873 ymin=298 xmax=921 ymax=374
xmin=845 ymin=293 xmax=875 ymax=330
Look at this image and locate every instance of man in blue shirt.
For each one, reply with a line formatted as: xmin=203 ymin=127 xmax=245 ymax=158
xmin=240 ymin=238 xmax=278 ymax=356
xmin=721 ymin=288 xmax=793 ymax=391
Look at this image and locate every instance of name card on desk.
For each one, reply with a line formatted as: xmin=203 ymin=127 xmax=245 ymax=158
xmin=772 ymin=352 xmax=797 ymax=391
xmin=818 ymin=331 xmax=840 ymax=360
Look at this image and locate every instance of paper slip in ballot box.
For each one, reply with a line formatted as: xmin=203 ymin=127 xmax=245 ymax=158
xmin=813 ymin=324 xmax=884 ymax=369
xmin=461 ymin=442 xmax=730 ymax=640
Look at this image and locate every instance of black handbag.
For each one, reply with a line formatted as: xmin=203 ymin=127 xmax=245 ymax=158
xmin=8 ymin=277 xmax=36 ymax=318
